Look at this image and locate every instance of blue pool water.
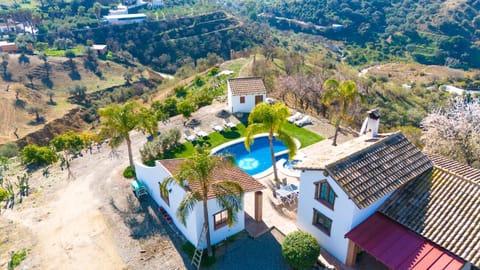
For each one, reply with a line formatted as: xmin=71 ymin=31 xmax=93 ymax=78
xmin=214 ymin=136 xmax=289 ymax=176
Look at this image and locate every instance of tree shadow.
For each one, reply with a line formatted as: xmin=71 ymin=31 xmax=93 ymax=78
xmin=110 ymin=193 xmax=166 ymax=239
xmin=41 ymin=77 xmax=53 ymax=88
xmin=18 ymin=54 xmax=30 ymax=65
xmin=162 ymin=144 xmax=186 ymax=159
xmin=47 ymin=101 xmax=57 ymax=106
xmin=13 ymin=99 xmax=26 ymax=108
xmin=68 ymin=69 xmax=81 ymax=80
xmin=28 ymin=117 xmax=45 ymax=125
xmin=221 ymin=129 xmax=241 ymax=139
xmin=2 ymin=72 xmax=12 ymax=81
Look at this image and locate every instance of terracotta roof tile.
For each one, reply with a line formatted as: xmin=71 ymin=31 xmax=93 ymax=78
xmin=227 ymin=77 xmax=267 ymax=96
xmin=325 ymin=132 xmax=432 ymax=208
xmin=424 ymin=152 xmax=480 ymax=183
xmin=379 ymin=164 xmax=480 ymax=267
xmin=158 ymin=158 xmax=266 ymax=199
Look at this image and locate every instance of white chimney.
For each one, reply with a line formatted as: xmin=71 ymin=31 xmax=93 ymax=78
xmin=359 ymin=109 xmax=380 ymax=137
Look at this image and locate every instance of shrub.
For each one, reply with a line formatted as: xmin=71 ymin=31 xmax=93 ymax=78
xmin=123 ymin=166 xmax=135 ymax=178
xmin=20 ymin=145 xmax=58 ymax=166
xmin=50 ymin=131 xmax=84 ymax=156
xmin=282 ymin=231 xmax=320 ymax=269
xmin=177 ymin=99 xmax=196 ymax=118
xmin=140 ymin=128 xmax=181 ymax=163
xmin=9 ymin=249 xmax=27 ymax=269
xmin=0 ymin=143 xmax=19 ymax=158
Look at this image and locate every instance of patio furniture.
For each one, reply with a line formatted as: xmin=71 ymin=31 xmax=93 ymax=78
xmin=294 ymin=115 xmax=312 ymax=127
xmin=211 ymin=123 xmax=224 ymax=132
xmin=287 ymin=112 xmax=303 ymax=123
xmin=130 ymin=179 xmax=147 ymax=198
xmin=184 ymin=129 xmax=198 ymax=142
xmin=194 ymin=127 xmax=208 ymax=138
xmin=275 ymin=184 xmax=299 ymax=200
xmin=216 ymin=109 xmax=231 ymax=119
xmin=185 ymin=118 xmax=201 ymax=127
xmin=282 ymin=178 xmax=288 ymax=186
xmin=223 ymin=118 xmax=236 ymax=128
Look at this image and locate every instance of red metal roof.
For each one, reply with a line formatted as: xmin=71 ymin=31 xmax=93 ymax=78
xmin=345 ymin=213 xmax=465 ymax=270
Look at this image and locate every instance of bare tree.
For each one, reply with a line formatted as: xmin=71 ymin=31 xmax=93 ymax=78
xmin=46 ymin=90 xmax=55 ymax=104
xmin=421 ymin=98 xmax=480 ymax=168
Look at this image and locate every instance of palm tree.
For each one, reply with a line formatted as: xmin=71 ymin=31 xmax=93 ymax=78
xmin=245 ymin=102 xmax=297 ymax=182
xmin=160 ymin=148 xmax=244 ymax=258
xmin=322 ymin=79 xmax=362 ymax=146
xmin=99 ymin=101 xmax=157 ymax=170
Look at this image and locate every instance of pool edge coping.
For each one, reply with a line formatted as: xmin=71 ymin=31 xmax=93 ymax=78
xmin=211 ymin=133 xmax=301 ymax=179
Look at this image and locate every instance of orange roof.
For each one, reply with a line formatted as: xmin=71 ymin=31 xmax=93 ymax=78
xmin=227 ymin=77 xmax=267 ymax=96
xmin=158 ymin=158 xmax=266 ymax=199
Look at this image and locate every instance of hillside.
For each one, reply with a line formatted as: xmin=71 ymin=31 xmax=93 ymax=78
xmin=0 ymin=54 xmax=130 ymax=144
xmin=224 ymin=0 xmax=480 ymax=69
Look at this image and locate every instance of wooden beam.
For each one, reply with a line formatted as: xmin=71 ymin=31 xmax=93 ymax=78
xmin=345 ymin=240 xmax=357 ymax=267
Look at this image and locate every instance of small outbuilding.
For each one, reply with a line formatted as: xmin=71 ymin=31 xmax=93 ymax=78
xmin=227 ymin=77 xmax=267 ymax=113
xmin=0 ymin=41 xmax=17 ymax=52
xmin=91 ymin=44 xmax=107 ymax=55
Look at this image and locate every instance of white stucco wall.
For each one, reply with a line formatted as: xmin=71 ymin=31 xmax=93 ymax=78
xmin=227 ymin=82 xmax=266 ymax=113
xmin=134 ymin=160 xmax=245 ymax=248
xmin=227 ymin=84 xmax=233 ymax=112
xmin=194 ymin=197 xmax=245 ymax=248
xmin=297 ymin=170 xmax=357 ymax=263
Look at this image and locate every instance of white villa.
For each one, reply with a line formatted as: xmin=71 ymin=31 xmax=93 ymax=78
xmin=104 ymin=13 xmax=147 ymax=25
xmin=294 ymin=112 xmax=479 ymax=269
xmin=227 ymin=77 xmax=267 ymax=113
xmin=134 ymin=158 xmax=265 ymax=248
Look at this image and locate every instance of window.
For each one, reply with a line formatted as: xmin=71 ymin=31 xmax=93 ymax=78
xmin=159 ymin=182 xmax=169 ymax=206
xmin=213 ymin=210 xmax=229 ymax=230
xmin=314 ymin=180 xmax=336 ymax=209
xmin=239 ymin=96 xmax=245 ymax=104
xmin=313 ymin=209 xmax=332 ymax=236
xmin=255 ymin=95 xmax=263 ymax=104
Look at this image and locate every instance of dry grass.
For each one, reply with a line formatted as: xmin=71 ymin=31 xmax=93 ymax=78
xmin=361 ymin=63 xmax=477 ymax=85
xmin=0 ymin=54 xmax=130 ymax=144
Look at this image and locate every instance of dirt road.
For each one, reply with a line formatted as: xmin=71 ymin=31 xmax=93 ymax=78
xmin=0 ymin=130 xmax=187 ymax=270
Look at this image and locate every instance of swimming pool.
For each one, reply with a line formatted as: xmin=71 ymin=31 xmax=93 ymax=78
xmin=213 ymin=136 xmax=291 ymax=177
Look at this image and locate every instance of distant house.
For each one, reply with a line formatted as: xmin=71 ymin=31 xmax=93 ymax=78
xmin=104 ymin=13 xmax=147 ymax=25
xmin=152 ymin=0 xmax=163 ymax=8
xmin=295 ymin=111 xmax=479 ymax=269
xmin=227 ymin=77 xmax=267 ymax=113
xmin=108 ymin=4 xmax=128 ymax=16
xmin=91 ymin=44 xmax=107 ymax=55
xmin=0 ymin=41 xmax=17 ymax=52
xmin=134 ymin=159 xmax=265 ymax=248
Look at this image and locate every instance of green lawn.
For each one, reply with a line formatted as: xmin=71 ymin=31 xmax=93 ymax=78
xmin=43 ymin=45 xmax=86 ymax=57
xmin=281 ymin=122 xmax=324 ymax=147
xmin=163 ymin=122 xmax=323 ymax=159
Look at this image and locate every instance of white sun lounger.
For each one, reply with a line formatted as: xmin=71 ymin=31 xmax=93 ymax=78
xmin=223 ymin=118 xmax=236 ymax=128
xmin=194 ymin=127 xmax=208 ymax=138
xmin=294 ymin=115 xmax=311 ymax=127
xmin=211 ymin=123 xmax=224 ymax=132
xmin=184 ymin=129 xmax=197 ymax=142
xmin=287 ymin=112 xmax=303 ymax=123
